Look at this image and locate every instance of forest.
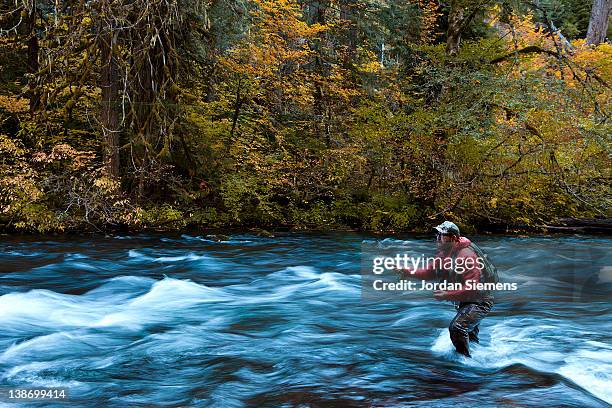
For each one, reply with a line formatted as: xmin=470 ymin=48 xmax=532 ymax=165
xmin=0 ymin=0 xmax=610 ymax=233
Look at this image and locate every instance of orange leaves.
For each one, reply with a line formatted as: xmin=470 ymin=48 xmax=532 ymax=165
xmin=0 ymin=95 xmax=29 ymax=114
xmin=31 ymin=144 xmax=96 ymax=170
xmin=220 ymin=0 xmax=331 ymax=123
xmin=496 ymin=11 xmax=611 ymax=109
xmin=253 ymin=0 xmax=326 ymax=39
xmin=418 ymin=0 xmax=441 ymax=45
xmin=507 ymin=13 xmax=549 ymax=49
xmin=227 ymin=0 xmax=326 ymax=78
xmin=570 ymin=40 xmax=612 ymax=84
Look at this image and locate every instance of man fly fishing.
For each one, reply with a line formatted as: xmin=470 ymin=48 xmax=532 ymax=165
xmin=400 ymin=221 xmax=498 ymax=357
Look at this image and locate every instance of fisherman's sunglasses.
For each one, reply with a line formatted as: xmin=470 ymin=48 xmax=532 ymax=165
xmin=435 ymin=233 xmax=453 ymax=241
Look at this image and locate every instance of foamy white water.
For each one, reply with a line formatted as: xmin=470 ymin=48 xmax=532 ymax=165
xmin=0 ymin=233 xmax=610 ymax=407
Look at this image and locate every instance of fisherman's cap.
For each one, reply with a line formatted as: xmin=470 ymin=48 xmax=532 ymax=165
xmin=434 ymin=221 xmax=460 ymax=236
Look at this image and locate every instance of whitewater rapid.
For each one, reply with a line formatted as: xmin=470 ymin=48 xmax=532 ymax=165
xmin=0 ymin=233 xmax=610 ymax=407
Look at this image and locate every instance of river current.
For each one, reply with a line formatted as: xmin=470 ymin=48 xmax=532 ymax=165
xmin=0 ymin=233 xmax=610 ymax=407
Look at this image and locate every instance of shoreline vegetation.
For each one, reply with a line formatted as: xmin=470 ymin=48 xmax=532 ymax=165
xmin=1 ymin=1 xmax=610 ymax=236
xmin=1 ymin=217 xmax=610 ymax=237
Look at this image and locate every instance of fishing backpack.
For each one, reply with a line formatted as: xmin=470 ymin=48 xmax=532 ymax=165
xmin=467 ymin=242 xmax=499 ymax=284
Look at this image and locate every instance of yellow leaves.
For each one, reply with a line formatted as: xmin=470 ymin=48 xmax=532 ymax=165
xmin=0 ymin=95 xmax=28 ymax=114
xmin=357 ymin=49 xmax=382 ymax=74
xmin=93 ymin=176 xmax=121 ymax=194
xmin=30 ymin=144 xmax=95 ymax=170
xmin=498 ymin=13 xmax=555 ymax=72
xmin=418 ymin=0 xmax=441 ymax=45
xmin=228 ymin=0 xmax=328 ymax=79
xmin=31 ymin=152 xmax=49 ymax=163
xmin=503 ymin=12 xmax=552 ymax=51
xmin=55 ymin=145 xmax=95 ymax=168
xmin=251 ymin=0 xmax=326 ymax=43
xmin=0 ymin=134 xmax=25 ymax=157
xmin=495 ymin=13 xmax=610 ymax=117
xmin=50 ymin=144 xmax=78 ymax=160
xmin=0 ymin=174 xmax=44 ymax=204
xmin=487 ymin=4 xmax=503 ymax=27
xmin=570 ymin=40 xmax=612 ymax=83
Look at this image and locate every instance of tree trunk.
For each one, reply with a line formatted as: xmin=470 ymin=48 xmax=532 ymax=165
xmin=446 ymin=3 xmax=464 ymax=56
xmin=25 ymin=3 xmax=40 ymax=115
xmin=586 ymin=0 xmax=611 ymax=45
xmin=310 ymin=0 xmax=330 ymax=145
xmin=340 ymin=0 xmax=357 ymax=68
xmin=100 ymin=29 xmax=120 ymax=178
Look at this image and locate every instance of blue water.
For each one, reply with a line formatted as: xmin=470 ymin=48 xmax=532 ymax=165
xmin=0 ymin=233 xmax=610 ymax=407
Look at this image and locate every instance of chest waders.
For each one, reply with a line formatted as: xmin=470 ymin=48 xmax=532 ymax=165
xmin=448 ymin=243 xmax=497 ymax=357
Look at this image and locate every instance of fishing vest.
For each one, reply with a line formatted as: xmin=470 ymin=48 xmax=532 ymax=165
xmin=435 ymin=242 xmax=498 ymax=303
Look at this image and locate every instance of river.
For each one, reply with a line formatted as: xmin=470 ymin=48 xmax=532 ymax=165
xmin=0 ymin=233 xmax=610 ymax=407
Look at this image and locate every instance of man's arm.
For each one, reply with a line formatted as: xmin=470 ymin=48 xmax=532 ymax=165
xmin=400 ymin=263 xmax=436 ymax=280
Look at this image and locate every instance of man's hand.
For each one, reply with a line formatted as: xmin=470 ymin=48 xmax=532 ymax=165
xmin=399 ymin=267 xmax=412 ymax=275
xmin=390 ymin=266 xmax=411 ymax=276
xmin=433 ymin=290 xmax=447 ymax=301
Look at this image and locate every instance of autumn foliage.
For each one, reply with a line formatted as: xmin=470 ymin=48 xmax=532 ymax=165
xmin=0 ymin=1 xmax=609 ymax=232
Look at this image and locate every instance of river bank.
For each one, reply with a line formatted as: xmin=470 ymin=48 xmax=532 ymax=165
xmin=1 ymin=216 xmax=610 ymax=237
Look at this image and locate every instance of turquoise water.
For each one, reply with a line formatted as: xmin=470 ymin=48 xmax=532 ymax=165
xmin=0 ymin=233 xmax=610 ymax=407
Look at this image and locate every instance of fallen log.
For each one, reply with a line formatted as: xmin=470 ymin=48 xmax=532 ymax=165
xmin=546 ymin=218 xmax=612 ymax=234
